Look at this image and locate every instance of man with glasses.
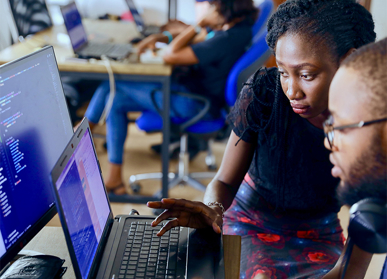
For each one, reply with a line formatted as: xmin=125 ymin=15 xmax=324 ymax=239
xmin=322 ymin=38 xmax=387 ymax=278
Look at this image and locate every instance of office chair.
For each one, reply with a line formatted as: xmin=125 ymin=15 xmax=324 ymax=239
xmin=8 ymin=0 xmax=52 ymax=39
xmin=129 ymin=0 xmax=273 ymax=194
xmin=252 ymin=0 xmax=274 ymax=38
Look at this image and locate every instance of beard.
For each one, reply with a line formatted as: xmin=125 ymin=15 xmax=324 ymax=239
xmin=337 ymin=133 xmax=387 ymax=206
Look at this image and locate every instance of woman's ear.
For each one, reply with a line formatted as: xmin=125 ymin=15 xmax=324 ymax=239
xmin=339 ymin=48 xmax=357 ymax=64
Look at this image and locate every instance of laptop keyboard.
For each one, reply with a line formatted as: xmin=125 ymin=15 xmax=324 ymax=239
xmin=83 ymin=43 xmax=132 ymax=58
xmin=118 ymin=221 xmax=180 ymax=279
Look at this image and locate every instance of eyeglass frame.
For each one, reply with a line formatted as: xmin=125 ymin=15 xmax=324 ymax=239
xmin=323 ymin=115 xmax=387 ymax=149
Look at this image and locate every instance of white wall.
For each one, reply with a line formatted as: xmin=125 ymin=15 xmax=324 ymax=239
xmin=370 ymin=0 xmax=387 ymax=41
xmin=50 ymin=0 xmax=262 ymax=25
xmin=0 ymin=0 xmax=12 ymax=50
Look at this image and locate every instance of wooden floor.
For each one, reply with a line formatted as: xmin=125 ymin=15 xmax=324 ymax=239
xmin=47 ymin=121 xmax=385 ymax=278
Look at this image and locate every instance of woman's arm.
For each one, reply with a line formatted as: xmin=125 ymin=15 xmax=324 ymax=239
xmin=147 ymin=131 xmax=255 ymax=235
xmin=162 ymin=5 xmax=224 ymax=65
xmin=162 ymin=25 xmax=201 ymax=65
xmin=203 ymin=131 xmax=255 ymax=211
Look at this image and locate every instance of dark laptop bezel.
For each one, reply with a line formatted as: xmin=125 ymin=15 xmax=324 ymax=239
xmin=50 ymin=118 xmax=114 ymax=279
xmin=124 ymin=0 xmax=146 ymax=33
xmin=0 ymin=46 xmax=72 ymax=270
xmin=60 ymin=2 xmax=89 ymax=53
xmin=124 ymin=0 xmax=160 ymax=36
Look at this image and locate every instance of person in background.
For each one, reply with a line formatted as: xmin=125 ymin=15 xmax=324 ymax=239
xmin=147 ymin=0 xmax=376 ymax=278
xmin=84 ymin=0 xmax=258 ymax=195
xmin=157 ymin=0 xmax=212 ymax=39
xmin=322 ymin=38 xmax=387 ymax=279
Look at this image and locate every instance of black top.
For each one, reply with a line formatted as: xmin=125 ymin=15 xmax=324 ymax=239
xmin=173 ymin=20 xmax=252 ymax=115
xmin=228 ymin=67 xmax=340 ymax=219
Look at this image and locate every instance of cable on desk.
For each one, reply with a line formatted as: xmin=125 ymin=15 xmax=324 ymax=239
xmin=129 ymin=209 xmax=140 ymax=215
xmin=98 ymin=55 xmax=116 ymax=125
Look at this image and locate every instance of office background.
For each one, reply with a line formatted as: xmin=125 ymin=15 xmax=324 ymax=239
xmin=1 ymin=0 xmax=386 ymax=51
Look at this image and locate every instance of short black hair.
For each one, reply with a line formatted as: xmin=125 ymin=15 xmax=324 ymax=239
xmin=341 ymin=38 xmax=387 ymax=116
xmin=266 ymin=0 xmax=376 ymax=61
xmin=213 ymin=0 xmax=258 ymax=24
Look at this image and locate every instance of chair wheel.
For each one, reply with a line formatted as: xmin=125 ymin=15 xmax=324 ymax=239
xmin=130 ymin=183 xmax=141 ymax=194
xmin=207 ymin=164 xmax=217 ymax=171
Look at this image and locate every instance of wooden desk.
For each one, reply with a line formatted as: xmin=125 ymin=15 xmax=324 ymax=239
xmin=0 ymin=20 xmax=172 ymax=77
xmin=22 ymin=226 xmax=241 ymax=279
xmin=0 ymin=20 xmax=173 ymax=202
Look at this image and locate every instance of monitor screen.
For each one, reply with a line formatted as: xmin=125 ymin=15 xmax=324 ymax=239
xmin=61 ymin=2 xmax=88 ymax=51
xmin=54 ymin=129 xmax=110 ymax=279
xmin=0 ymin=47 xmax=73 ymax=268
xmin=8 ymin=0 xmax=53 ymax=38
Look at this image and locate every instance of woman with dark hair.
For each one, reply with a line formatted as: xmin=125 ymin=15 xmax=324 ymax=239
xmin=148 ymin=0 xmax=376 ymax=278
xmin=84 ymin=0 xmax=258 ymax=194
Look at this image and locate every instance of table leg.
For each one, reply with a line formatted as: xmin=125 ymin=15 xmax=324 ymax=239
xmin=161 ymin=76 xmax=171 ymax=199
xmin=168 ymin=0 xmax=178 ymax=20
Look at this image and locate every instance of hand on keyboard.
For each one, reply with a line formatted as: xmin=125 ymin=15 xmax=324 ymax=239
xmin=147 ymin=198 xmax=223 ymax=236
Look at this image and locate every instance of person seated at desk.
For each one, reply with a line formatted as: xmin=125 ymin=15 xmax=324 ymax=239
xmin=84 ymin=0 xmax=258 ymax=195
xmin=322 ymin=37 xmax=387 ymax=279
xmin=147 ymin=0 xmax=376 ymax=278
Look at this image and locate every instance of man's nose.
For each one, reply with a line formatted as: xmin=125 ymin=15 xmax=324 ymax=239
xmin=324 ymin=137 xmax=331 ymax=150
xmin=324 ymin=137 xmax=339 ymax=151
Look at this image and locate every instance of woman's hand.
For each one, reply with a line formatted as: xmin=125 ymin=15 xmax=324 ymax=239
xmin=147 ymin=198 xmax=223 ymax=236
xmin=160 ymin=20 xmax=189 ymax=34
xmin=136 ymin=34 xmax=167 ymax=56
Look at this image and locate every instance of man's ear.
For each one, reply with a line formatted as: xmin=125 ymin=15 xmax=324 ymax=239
xmin=339 ymin=48 xmax=357 ymax=64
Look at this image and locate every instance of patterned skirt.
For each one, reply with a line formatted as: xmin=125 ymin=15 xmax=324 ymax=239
xmin=223 ymin=175 xmax=345 ymax=279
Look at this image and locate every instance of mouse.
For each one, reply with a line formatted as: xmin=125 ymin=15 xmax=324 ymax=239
xmin=130 ymin=37 xmax=144 ymax=44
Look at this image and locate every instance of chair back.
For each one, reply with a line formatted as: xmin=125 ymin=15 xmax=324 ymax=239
xmin=8 ymin=0 xmax=52 ymax=38
xmin=225 ymin=32 xmax=271 ymax=107
xmin=225 ymin=0 xmax=273 ymax=107
xmin=252 ymin=0 xmax=274 ymax=40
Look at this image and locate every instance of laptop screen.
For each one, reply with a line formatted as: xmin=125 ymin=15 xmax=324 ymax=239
xmin=55 ymin=129 xmax=110 ymax=279
xmin=125 ymin=0 xmax=145 ymax=32
xmin=61 ymin=2 xmax=88 ymax=51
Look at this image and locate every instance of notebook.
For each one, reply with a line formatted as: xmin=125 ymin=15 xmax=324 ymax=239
xmin=50 ymin=118 xmax=225 ymax=279
xmin=60 ymin=2 xmax=133 ymax=60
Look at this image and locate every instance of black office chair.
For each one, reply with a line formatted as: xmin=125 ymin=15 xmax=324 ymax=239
xmin=8 ymin=0 xmax=53 ymax=38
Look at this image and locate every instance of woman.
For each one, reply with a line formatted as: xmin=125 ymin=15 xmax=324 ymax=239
xmin=147 ymin=0 xmax=376 ymax=278
xmin=84 ymin=0 xmax=258 ymax=194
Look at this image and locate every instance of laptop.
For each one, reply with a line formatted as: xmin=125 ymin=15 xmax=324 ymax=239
xmin=60 ymin=2 xmax=133 ymax=60
xmin=50 ymin=118 xmax=225 ymax=279
xmin=125 ymin=0 xmax=161 ymax=37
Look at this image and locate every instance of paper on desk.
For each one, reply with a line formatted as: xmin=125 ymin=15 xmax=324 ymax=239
xmin=140 ymin=49 xmax=166 ymax=64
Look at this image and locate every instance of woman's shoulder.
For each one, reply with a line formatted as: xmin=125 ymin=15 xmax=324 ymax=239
xmin=228 ymin=67 xmax=281 ymax=141
xmin=242 ymin=67 xmax=280 ymax=104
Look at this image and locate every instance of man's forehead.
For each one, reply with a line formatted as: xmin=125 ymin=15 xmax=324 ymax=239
xmin=329 ymin=68 xmax=370 ymax=121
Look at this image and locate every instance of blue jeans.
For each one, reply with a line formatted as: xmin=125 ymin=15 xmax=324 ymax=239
xmin=85 ymin=80 xmax=207 ymax=164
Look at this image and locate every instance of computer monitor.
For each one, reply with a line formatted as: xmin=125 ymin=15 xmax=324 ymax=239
xmin=0 ymin=46 xmax=73 ymax=269
xmin=8 ymin=0 xmax=53 ymax=38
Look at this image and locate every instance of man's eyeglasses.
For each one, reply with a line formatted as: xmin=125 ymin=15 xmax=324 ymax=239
xmin=323 ymin=115 xmax=387 ymax=149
